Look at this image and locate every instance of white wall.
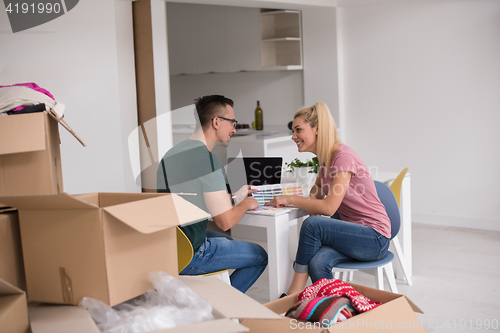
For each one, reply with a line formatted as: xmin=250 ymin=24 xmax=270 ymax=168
xmin=0 ymin=0 xmax=141 ymax=193
xmin=170 ymin=70 xmax=304 ymax=127
xmin=338 ymin=0 xmax=500 ymax=229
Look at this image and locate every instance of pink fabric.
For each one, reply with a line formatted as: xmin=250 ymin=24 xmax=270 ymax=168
xmin=299 ymin=278 xmax=382 ymax=312
xmin=0 ymin=83 xmax=55 ymax=111
xmin=320 ymin=144 xmax=391 ymax=238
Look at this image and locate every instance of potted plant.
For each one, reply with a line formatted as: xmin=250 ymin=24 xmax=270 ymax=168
xmin=284 ymin=157 xmax=319 ymax=186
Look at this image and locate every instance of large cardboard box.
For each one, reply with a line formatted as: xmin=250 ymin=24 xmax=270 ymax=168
xmin=0 ymin=278 xmax=29 ymax=333
xmin=241 ymin=282 xmax=426 ymax=332
xmin=29 ymin=276 xmax=281 ymax=333
xmin=0 ymin=192 xmax=211 ymax=307
xmin=0 ymin=112 xmax=64 ymax=197
xmin=0 ymin=209 xmax=26 ymax=291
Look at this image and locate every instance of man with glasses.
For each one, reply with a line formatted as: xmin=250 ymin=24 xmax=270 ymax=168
xmin=157 ymin=95 xmax=268 ymax=293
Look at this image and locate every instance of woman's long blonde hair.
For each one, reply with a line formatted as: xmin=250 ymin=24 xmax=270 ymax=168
xmin=294 ymin=102 xmax=342 ymax=174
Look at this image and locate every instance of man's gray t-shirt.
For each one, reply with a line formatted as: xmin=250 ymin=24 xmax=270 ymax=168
xmin=157 ymin=139 xmax=226 ymax=251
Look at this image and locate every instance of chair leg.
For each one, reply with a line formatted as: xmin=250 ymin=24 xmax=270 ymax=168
xmin=375 ymin=267 xmax=384 ymax=291
xmin=212 ymin=271 xmax=231 ymax=285
xmin=348 ymin=271 xmax=354 ymax=282
xmin=392 ymin=236 xmax=413 ymax=286
xmin=384 ymin=263 xmax=399 ymax=293
xmin=221 ymin=271 xmax=231 ymax=285
xmin=341 ymin=271 xmax=349 ymax=281
xmin=333 ymin=272 xmax=340 ymax=279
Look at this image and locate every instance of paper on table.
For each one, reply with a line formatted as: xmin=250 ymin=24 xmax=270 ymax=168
xmin=250 ymin=182 xmax=303 ymax=206
xmin=246 ymin=206 xmax=292 ymax=216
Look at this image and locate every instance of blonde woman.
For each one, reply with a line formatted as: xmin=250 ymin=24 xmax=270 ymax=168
xmin=266 ymin=102 xmax=391 ymax=296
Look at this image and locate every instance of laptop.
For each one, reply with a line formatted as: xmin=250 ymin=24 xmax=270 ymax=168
xmin=225 ymin=157 xmax=283 ymax=194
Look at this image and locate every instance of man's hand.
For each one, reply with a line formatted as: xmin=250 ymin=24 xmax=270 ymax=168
xmin=234 ymin=185 xmax=257 ymax=205
xmin=243 ymin=196 xmax=259 ymax=210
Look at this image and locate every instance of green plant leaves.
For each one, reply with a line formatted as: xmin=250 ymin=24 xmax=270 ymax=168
xmin=285 ymin=157 xmax=318 ymax=174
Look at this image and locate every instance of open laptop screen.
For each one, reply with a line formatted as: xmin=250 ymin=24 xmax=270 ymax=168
xmin=226 ymin=157 xmax=283 ymax=193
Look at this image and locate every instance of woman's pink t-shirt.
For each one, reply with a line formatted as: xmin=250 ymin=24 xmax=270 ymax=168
xmin=320 ymin=144 xmax=391 ymax=238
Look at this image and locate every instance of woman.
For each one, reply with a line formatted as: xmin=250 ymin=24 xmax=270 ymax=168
xmin=266 ymin=102 xmax=391 ymax=296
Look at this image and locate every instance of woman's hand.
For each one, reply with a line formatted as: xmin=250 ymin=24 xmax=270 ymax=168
xmin=265 ymin=195 xmax=293 ymax=208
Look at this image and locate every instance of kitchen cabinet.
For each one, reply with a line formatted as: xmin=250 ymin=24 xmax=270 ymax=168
xmin=196 ymin=5 xmax=228 ymax=74
xmin=226 ymin=6 xmax=262 ymax=73
xmin=260 ymin=10 xmax=303 ymax=70
xmin=167 ymin=3 xmax=261 ymax=75
xmin=166 ymin=3 xmax=198 ymax=75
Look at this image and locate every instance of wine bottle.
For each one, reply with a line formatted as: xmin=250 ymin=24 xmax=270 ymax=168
xmin=255 ymin=101 xmax=263 ymax=130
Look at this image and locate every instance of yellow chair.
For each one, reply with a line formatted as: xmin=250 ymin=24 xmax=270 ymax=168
xmin=389 ymin=168 xmax=408 ymax=208
xmin=388 ymin=168 xmax=413 ymax=286
xmin=176 ymin=227 xmax=231 ymax=284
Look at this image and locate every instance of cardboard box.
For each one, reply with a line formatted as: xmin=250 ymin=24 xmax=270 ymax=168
xmin=241 ymin=282 xmax=426 ymax=332
xmin=0 ymin=278 xmax=29 ymax=333
xmin=28 ymin=276 xmax=282 ymax=333
xmin=28 ymin=303 xmax=100 ymax=333
xmin=0 ymin=192 xmax=212 ymax=307
xmin=0 ymin=112 xmax=64 ymax=197
xmin=0 ymin=209 xmax=26 ymax=291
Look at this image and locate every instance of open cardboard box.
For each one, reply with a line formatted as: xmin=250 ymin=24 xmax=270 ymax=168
xmin=0 ymin=192 xmax=214 ymax=307
xmin=0 ymin=278 xmax=29 ymax=333
xmin=29 ymin=276 xmax=281 ymax=333
xmin=0 ymin=112 xmax=64 ymax=198
xmin=241 ymin=282 xmax=426 ymax=332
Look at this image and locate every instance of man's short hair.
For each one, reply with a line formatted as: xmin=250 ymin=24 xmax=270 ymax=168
xmin=194 ymin=95 xmax=234 ymax=129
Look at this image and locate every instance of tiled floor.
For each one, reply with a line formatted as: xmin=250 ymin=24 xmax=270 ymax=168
xmin=233 ymin=223 xmax=500 ymax=332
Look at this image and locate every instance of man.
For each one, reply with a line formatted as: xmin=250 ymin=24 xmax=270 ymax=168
xmin=157 ymin=95 xmax=267 ymax=293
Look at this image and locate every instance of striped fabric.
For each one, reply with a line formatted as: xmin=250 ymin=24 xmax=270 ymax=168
xmin=299 ymin=278 xmax=382 ymax=312
xmin=286 ymin=296 xmax=357 ymax=327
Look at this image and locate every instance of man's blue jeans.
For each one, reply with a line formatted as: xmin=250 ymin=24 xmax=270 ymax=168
xmin=179 ymin=231 xmax=268 ymax=293
xmin=294 ymin=216 xmax=390 ymax=283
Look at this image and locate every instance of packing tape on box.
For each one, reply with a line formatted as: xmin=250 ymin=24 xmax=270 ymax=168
xmin=59 ymin=267 xmax=74 ymax=304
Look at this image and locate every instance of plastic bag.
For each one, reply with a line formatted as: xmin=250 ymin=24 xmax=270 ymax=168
xmin=80 ymin=271 xmax=214 ymax=333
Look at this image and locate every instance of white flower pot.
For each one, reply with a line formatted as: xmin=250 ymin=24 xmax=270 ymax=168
xmin=284 ymin=167 xmax=317 ymax=196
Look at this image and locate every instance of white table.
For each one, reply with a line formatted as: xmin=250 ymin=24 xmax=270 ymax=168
xmin=231 ymin=208 xmax=308 ymax=302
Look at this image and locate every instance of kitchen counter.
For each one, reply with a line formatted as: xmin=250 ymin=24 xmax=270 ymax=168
xmin=172 ymin=124 xmax=292 ymax=137
xmin=230 ymin=125 xmax=293 ymax=143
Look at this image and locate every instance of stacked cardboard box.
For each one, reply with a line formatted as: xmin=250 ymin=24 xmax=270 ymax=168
xmin=0 ymin=192 xmax=213 ymax=306
xmin=0 ymin=112 xmax=64 ymax=198
xmin=0 ymin=209 xmax=26 ymax=291
xmin=0 ymin=111 xmax=65 ymax=333
xmin=0 ymin=278 xmax=29 ymax=333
